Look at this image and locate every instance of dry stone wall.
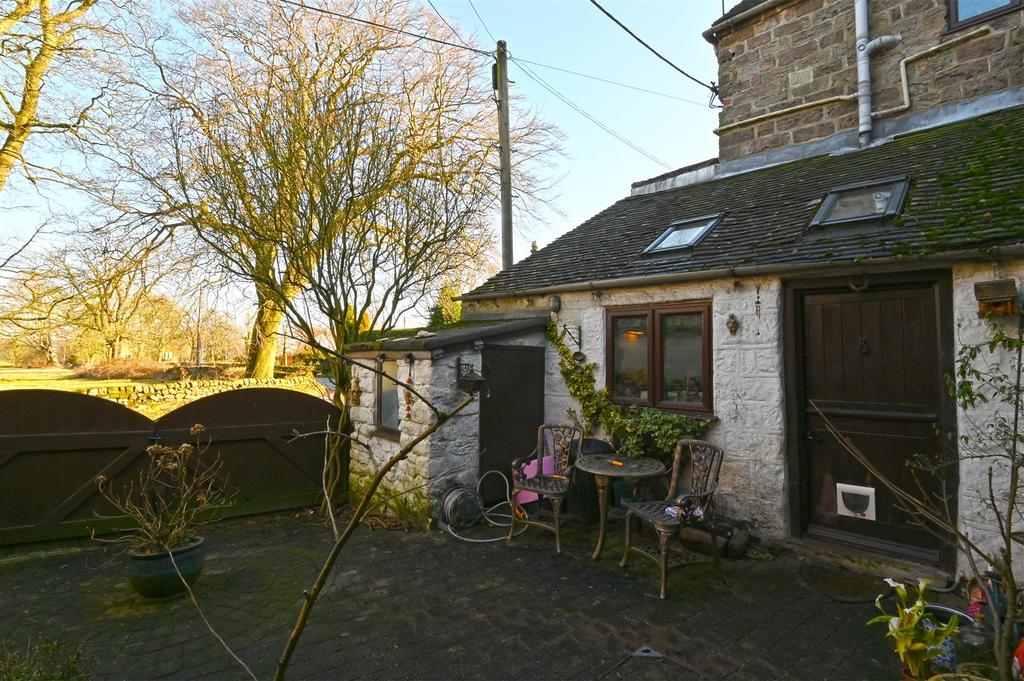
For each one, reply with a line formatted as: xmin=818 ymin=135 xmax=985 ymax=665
xmin=713 ymin=0 xmax=1023 ymax=160
xmin=79 ymin=376 xmax=324 ymax=417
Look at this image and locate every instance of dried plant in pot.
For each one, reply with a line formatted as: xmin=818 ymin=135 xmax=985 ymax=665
xmin=95 ymin=424 xmax=234 ymax=599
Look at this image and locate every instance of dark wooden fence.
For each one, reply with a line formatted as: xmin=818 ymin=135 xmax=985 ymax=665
xmin=0 ymin=388 xmax=343 ymax=546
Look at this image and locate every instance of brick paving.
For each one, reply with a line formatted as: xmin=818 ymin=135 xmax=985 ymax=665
xmin=0 ymin=513 xmax=894 ymax=680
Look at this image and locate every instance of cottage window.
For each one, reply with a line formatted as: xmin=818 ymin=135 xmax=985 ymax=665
xmin=947 ymin=0 xmax=1020 ymax=29
xmin=606 ymin=303 xmax=713 ymax=414
xmin=375 ymin=358 xmax=400 ymax=436
xmin=810 ymin=178 xmax=908 ymax=227
xmin=643 ymin=214 xmax=722 ymax=255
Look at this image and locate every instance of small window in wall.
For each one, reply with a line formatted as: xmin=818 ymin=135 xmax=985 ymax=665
xmin=606 ymin=303 xmax=713 ymax=414
xmin=948 ymin=0 xmax=1020 ymax=29
xmin=376 ymin=358 xmax=400 ymax=436
xmin=810 ymin=178 xmax=908 ymax=227
xmin=643 ymin=214 xmax=722 ymax=255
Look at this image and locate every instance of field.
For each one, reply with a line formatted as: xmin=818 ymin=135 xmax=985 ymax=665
xmin=0 ymin=366 xmax=162 ymax=392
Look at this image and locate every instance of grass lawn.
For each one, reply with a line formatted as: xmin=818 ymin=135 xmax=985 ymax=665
xmin=0 ymin=366 xmax=164 ymax=392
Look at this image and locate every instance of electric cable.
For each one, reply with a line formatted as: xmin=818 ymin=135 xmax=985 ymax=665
xmin=588 ymin=0 xmax=719 ymax=97
xmin=511 ymin=57 xmax=671 ymax=169
xmin=425 ymin=0 xmax=476 ymax=50
xmin=466 ymin=0 xmax=497 ymax=43
xmin=277 ymin=0 xmax=493 ymax=56
xmin=512 ymin=57 xmax=708 ymax=107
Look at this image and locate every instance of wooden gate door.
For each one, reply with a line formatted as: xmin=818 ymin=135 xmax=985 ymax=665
xmin=786 ymin=271 xmax=956 ymax=566
xmin=0 ymin=388 xmax=341 ymax=546
xmin=478 ymin=345 xmax=545 ymax=503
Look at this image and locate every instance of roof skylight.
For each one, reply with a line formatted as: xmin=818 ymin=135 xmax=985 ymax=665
xmin=643 ymin=214 xmax=722 ymax=255
xmin=810 ymin=178 xmax=909 ymax=227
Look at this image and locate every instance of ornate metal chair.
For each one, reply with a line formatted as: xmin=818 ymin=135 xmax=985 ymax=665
xmin=507 ymin=424 xmax=584 ymax=554
xmin=620 ymin=439 xmax=725 ymax=599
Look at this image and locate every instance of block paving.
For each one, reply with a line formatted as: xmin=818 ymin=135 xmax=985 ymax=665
xmin=1 ymin=513 xmax=895 ymax=680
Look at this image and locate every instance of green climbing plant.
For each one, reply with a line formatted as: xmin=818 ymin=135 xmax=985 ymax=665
xmin=547 ymin=322 xmax=710 ymax=460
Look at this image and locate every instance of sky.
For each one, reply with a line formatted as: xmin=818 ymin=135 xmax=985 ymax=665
xmin=1 ymin=0 xmax=734 ymax=325
xmin=429 ymin=0 xmax=728 ymax=260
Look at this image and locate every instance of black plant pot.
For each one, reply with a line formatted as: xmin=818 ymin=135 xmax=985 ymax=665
xmin=127 ymin=536 xmax=205 ymax=600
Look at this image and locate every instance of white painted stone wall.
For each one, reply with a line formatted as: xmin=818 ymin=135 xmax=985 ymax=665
xmin=348 ymin=331 xmax=547 ymax=519
xmin=468 ymin=276 xmax=790 ymax=537
xmin=952 ymin=259 xmax=1024 ymax=574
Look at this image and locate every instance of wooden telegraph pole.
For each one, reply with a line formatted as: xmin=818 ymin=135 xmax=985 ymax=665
xmin=494 ymin=40 xmax=513 ymax=270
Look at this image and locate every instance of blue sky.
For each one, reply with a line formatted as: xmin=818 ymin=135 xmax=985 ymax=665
xmin=2 ymin=1 xmax=734 ymax=327
xmin=430 ymin=0 xmax=730 ymax=260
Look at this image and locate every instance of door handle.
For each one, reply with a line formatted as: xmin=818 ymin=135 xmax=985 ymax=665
xmin=806 ymin=432 xmax=820 ymax=443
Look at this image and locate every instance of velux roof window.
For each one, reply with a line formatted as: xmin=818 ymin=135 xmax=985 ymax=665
xmin=643 ymin=213 xmax=722 ymax=255
xmin=810 ymin=178 xmax=909 ymax=227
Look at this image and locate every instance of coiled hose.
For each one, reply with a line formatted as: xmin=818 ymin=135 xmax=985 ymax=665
xmin=439 ymin=470 xmax=529 ymax=544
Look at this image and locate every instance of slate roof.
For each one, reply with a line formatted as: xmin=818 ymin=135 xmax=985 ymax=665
xmin=466 ymin=105 xmax=1024 ymax=299
xmin=345 ymin=317 xmax=548 ymax=353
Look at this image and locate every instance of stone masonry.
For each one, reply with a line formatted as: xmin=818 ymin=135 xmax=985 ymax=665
xmin=710 ymin=0 xmax=1023 ymax=160
xmin=465 ymin=277 xmax=790 ymax=538
xmin=79 ymin=376 xmax=322 ymax=417
xmin=464 ymin=259 xmax=1024 ymax=568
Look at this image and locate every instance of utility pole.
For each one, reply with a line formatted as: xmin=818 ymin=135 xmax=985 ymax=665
xmin=494 ymin=40 xmax=513 ymax=270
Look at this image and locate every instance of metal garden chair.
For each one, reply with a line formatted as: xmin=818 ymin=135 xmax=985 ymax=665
xmin=619 ymin=439 xmax=725 ymax=599
xmin=507 ymin=424 xmax=583 ymax=554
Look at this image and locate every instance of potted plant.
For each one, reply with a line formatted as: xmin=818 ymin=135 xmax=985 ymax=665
xmin=869 ymin=579 xmax=960 ymax=679
xmin=95 ymin=424 xmax=233 ymax=599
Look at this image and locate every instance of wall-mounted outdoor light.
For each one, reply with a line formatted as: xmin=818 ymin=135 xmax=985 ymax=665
xmin=456 ymin=360 xmax=487 ymax=395
xmin=472 ymin=340 xmax=485 ymax=351
xmin=726 ymin=314 xmax=740 ymax=336
xmin=548 ymin=295 xmax=562 ymax=312
xmin=350 ymin=376 xmax=362 ymax=406
xmin=974 ymin=279 xmax=1018 ymax=317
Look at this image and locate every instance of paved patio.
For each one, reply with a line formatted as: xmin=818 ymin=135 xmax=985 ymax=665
xmin=1 ymin=512 xmax=894 ymax=680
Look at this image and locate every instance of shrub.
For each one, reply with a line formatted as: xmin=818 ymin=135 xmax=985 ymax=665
xmin=75 ymin=358 xmax=172 ymax=381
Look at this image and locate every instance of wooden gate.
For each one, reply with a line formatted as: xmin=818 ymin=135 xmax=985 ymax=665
xmin=0 ymin=388 xmax=343 ymax=546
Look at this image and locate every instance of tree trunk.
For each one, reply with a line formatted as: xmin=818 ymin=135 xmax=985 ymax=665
xmin=246 ymin=302 xmax=282 ymax=379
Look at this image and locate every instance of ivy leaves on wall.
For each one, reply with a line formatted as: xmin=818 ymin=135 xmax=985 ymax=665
xmin=547 ymin=322 xmax=710 ymax=460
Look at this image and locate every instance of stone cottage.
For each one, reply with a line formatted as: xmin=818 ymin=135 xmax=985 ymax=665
xmin=348 ymin=0 xmax=1023 ymax=570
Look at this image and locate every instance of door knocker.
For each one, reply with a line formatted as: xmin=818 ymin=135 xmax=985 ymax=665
xmin=857 ymin=337 xmax=872 ymax=355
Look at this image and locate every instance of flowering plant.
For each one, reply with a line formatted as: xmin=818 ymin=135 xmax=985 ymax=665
xmin=868 ymin=578 xmax=959 ymax=678
xmin=96 ymin=424 xmax=234 ymax=554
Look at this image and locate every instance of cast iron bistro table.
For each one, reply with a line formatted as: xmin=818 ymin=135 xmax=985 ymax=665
xmin=574 ymin=453 xmax=666 ymax=560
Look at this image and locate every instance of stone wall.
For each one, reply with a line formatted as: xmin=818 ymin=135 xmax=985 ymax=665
xmin=712 ymin=0 xmax=1023 ymax=160
xmin=79 ymin=376 xmax=324 ymax=418
xmin=951 ymin=260 xmax=1024 ymax=573
xmin=466 ymin=260 xmax=1024 ymax=571
xmin=466 ymin=277 xmax=790 ymax=537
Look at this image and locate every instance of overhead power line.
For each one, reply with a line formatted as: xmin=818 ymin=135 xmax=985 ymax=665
xmin=466 ymin=0 xmax=497 ymax=43
xmin=511 ymin=59 xmax=670 ymax=169
xmin=425 ymin=0 xmax=475 ymax=50
xmin=512 ymin=57 xmax=708 ymax=107
xmin=277 ymin=0 xmax=492 ymax=56
xmin=588 ymin=0 xmax=718 ymax=97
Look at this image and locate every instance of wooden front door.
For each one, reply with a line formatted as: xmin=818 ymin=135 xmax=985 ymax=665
xmin=786 ymin=271 xmax=956 ymax=566
xmin=478 ymin=345 xmax=545 ymax=503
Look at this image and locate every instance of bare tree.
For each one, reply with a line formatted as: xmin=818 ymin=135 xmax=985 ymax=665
xmin=0 ymin=0 xmax=106 ymax=192
xmin=77 ymin=0 xmax=558 ymax=378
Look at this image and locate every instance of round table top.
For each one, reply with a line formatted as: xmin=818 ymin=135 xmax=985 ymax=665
xmin=575 ymin=453 xmax=666 ymax=479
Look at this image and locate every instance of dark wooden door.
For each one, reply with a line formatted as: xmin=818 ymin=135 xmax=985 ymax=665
xmin=792 ymin=275 xmax=955 ymax=565
xmin=478 ymin=345 xmax=545 ymax=503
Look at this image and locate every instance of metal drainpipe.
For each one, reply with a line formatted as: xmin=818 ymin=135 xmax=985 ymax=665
xmin=855 ymin=0 xmax=901 ymax=146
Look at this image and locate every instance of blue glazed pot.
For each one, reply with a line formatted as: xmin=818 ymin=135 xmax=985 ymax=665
xmin=127 ymin=537 xmax=206 ymax=600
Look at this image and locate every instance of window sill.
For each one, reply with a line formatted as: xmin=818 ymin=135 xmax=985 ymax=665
xmin=373 ymin=427 xmax=401 ymax=442
xmin=611 ymin=399 xmax=716 ymax=420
